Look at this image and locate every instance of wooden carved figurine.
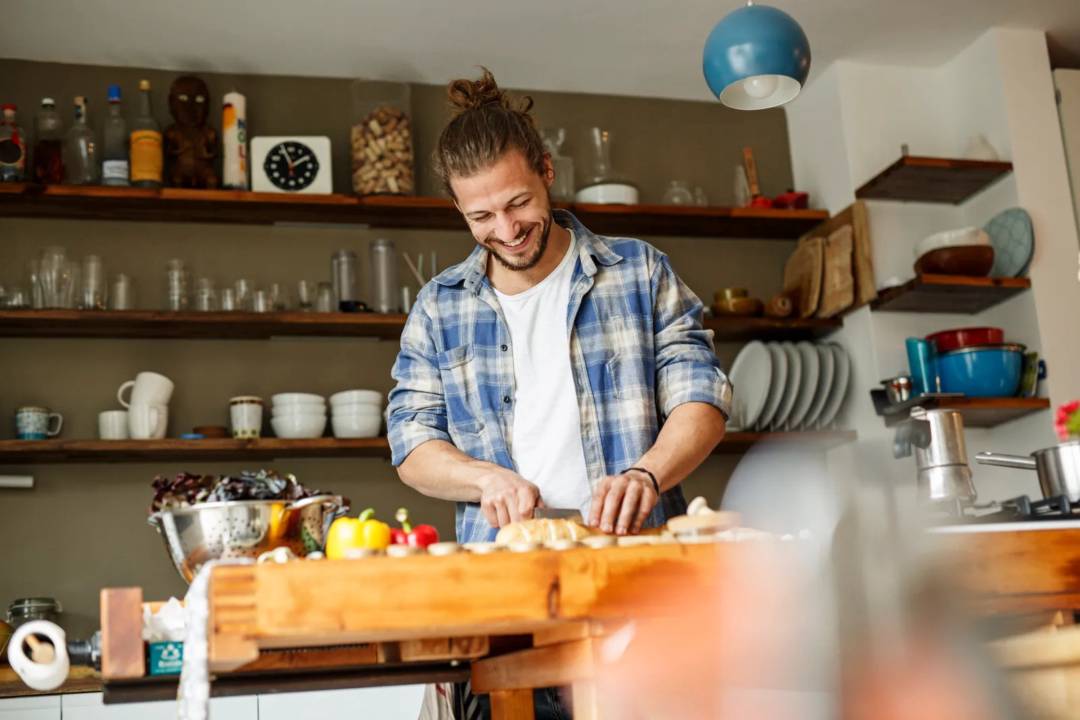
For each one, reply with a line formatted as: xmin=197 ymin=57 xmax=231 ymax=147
xmin=164 ymin=76 xmax=219 ymax=189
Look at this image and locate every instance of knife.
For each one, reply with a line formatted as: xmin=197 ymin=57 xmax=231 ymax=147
xmin=534 ymin=507 xmax=584 ymax=522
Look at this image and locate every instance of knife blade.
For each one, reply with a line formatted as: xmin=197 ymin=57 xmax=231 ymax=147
xmin=533 ymin=508 xmax=584 ymax=522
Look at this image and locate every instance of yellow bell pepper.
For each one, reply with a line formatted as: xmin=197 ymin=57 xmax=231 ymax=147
xmin=325 ymin=508 xmax=391 ymax=559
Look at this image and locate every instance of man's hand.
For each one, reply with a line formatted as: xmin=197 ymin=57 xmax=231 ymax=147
xmin=588 ymin=469 xmax=658 ymax=535
xmin=477 ymin=467 xmax=542 ymax=528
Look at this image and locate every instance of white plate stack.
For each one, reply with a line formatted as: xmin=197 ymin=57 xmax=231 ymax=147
xmin=330 ymin=389 xmax=384 ymax=438
xmin=726 ymin=340 xmax=851 ymax=432
xmin=270 ymin=393 xmax=327 ymax=439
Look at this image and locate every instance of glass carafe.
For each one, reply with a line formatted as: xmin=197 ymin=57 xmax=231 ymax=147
xmin=580 ymin=127 xmax=626 ymax=188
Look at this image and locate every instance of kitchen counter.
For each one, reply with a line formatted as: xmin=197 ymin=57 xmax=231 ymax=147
xmin=0 ymin=664 xmax=101 ymax=698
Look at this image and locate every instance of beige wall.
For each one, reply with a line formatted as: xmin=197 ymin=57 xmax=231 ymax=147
xmin=0 ymin=59 xmax=796 ymax=637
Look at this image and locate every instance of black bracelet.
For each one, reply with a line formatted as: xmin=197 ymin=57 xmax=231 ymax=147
xmin=623 ymin=466 xmax=660 ymax=495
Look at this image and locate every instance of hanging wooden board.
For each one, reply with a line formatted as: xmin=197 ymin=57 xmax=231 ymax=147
xmin=817 ymin=224 xmax=854 ymax=318
xmin=797 ymin=201 xmax=876 ymax=310
xmin=782 ymin=235 xmax=824 ymax=318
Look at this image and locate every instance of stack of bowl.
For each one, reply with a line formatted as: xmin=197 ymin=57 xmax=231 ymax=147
xmin=914 ymin=227 xmax=994 ymax=276
xmin=925 ymin=327 xmax=1025 ymax=398
xmin=271 ymin=393 xmax=327 ymax=439
xmin=330 ymin=390 xmax=384 ymax=438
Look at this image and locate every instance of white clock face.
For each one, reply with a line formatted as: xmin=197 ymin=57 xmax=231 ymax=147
xmin=263 ymin=141 xmax=320 ymax=191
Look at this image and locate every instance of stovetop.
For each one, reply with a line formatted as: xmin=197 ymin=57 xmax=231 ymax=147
xmin=931 ymin=494 xmax=1080 ymax=533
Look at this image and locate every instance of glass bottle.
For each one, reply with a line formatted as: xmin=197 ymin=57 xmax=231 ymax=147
xmin=101 ymin=84 xmax=129 ymax=187
xmin=540 ymin=127 xmax=575 ymax=202
xmin=129 ymin=79 xmax=163 ymax=188
xmin=0 ymin=104 xmax=27 ymax=182
xmin=31 ymin=98 xmax=64 ymax=184
xmin=63 ymin=96 xmax=99 ymax=185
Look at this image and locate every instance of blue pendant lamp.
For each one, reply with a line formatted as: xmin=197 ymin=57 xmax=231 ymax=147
xmin=703 ymin=2 xmax=811 ymax=110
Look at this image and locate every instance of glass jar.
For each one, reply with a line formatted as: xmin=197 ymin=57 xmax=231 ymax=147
xmin=351 ymin=80 xmax=415 ymax=196
xmin=7 ymin=597 xmax=62 ymax=628
xmin=662 ymin=180 xmax=694 ymax=206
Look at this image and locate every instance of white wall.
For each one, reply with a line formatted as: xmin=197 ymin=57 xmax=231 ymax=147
xmin=786 ymin=28 xmax=1071 ymax=505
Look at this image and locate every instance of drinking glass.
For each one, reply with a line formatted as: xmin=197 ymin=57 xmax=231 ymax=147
xmin=80 ymin=255 xmax=106 ymax=310
xmin=234 ymin=278 xmax=253 ymax=311
xmin=220 ymin=287 xmax=237 ymax=311
xmin=315 ymin=281 xmax=335 ymax=312
xmin=109 ymin=274 xmax=134 ymax=310
xmin=296 ymin=280 xmax=315 ymax=311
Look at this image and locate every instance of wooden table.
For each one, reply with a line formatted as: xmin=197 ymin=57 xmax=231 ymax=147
xmin=89 ymin=527 xmax=1080 ymax=718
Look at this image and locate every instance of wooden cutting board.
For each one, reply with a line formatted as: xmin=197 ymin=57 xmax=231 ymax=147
xmin=817 ymin=224 xmax=854 ymax=318
xmin=783 ymin=235 xmax=824 ymax=318
xmin=792 ymin=201 xmax=876 ymax=311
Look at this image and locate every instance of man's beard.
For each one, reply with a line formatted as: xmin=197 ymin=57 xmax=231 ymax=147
xmin=487 ymin=213 xmax=552 ymax=272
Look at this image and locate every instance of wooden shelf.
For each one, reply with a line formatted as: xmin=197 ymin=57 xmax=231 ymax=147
xmin=0 ymin=431 xmax=855 ymax=464
xmin=855 ymin=156 xmax=1013 ymax=204
xmin=0 ymin=184 xmax=828 ymax=239
xmin=881 ymin=396 xmax=1049 ymax=429
xmin=0 ymin=309 xmax=839 ymax=342
xmin=870 ymin=274 xmax=1030 ymax=314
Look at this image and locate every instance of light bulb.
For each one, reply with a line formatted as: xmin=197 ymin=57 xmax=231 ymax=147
xmin=742 ymin=75 xmax=779 ymax=99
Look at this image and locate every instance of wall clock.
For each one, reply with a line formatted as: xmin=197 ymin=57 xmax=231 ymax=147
xmin=251 ymin=136 xmax=332 ymax=194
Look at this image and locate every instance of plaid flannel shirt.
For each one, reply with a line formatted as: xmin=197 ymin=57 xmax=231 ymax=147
xmin=387 ymin=210 xmax=732 ymax=543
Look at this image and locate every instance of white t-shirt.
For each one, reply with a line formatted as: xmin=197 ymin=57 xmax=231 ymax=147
xmin=493 ymin=236 xmax=591 ymax=515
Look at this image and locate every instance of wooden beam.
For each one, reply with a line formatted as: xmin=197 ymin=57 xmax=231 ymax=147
xmin=99 ymin=588 xmax=145 ymax=680
xmin=471 ymin=638 xmax=598 ymax=693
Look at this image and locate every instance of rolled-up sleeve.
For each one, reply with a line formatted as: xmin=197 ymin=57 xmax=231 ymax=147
xmin=651 ymin=254 xmax=733 ymax=421
xmin=386 ymin=292 xmax=452 ymax=466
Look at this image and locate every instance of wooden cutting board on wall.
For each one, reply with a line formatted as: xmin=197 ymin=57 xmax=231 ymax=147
xmin=783 ymin=235 xmax=824 ymax=318
xmin=783 ymin=201 xmax=875 ymax=318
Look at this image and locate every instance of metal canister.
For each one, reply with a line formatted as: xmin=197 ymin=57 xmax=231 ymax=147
xmin=369 ymin=238 xmax=399 ymax=314
xmin=7 ymin=597 xmax=62 ymax=628
xmin=331 ymin=249 xmax=358 ymax=310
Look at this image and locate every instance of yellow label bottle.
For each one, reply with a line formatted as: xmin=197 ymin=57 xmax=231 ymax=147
xmin=130 ymin=80 xmax=162 ymax=187
xmin=129 ymin=129 xmax=162 ymax=184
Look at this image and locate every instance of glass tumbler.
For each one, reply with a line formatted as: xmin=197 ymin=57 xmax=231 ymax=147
xmin=109 ymin=274 xmax=134 ymax=310
xmin=315 ymin=281 xmax=335 ymax=312
xmin=165 ymin=259 xmax=190 ymax=311
xmin=80 ymin=255 xmax=106 ymax=310
xmin=296 ymin=280 xmax=315 ymax=311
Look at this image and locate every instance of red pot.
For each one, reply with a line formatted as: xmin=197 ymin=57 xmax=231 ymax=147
xmin=926 ymin=326 xmax=1004 ymax=353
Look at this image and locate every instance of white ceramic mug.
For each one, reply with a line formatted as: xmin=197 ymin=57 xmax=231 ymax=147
xmin=117 ymin=371 xmax=174 ymax=409
xmin=230 ymin=396 xmax=264 ymax=439
xmin=128 ymin=403 xmax=167 ymax=440
xmin=98 ymin=410 xmax=129 ymax=440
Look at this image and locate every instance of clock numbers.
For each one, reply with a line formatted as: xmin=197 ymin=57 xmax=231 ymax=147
xmin=264 ymin=141 xmax=320 ymax=191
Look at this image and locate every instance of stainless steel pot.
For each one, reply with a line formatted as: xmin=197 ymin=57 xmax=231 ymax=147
xmin=976 ymin=440 xmax=1080 ymax=501
xmin=148 ymin=494 xmax=348 ymax=583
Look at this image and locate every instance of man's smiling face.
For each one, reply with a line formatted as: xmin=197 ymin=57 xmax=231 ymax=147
xmin=451 ymin=149 xmax=555 ymax=272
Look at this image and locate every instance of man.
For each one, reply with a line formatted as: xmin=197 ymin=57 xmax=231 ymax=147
xmin=387 ymin=68 xmax=730 ymax=545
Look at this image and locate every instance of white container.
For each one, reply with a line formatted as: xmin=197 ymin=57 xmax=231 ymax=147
xmin=271 ymin=414 xmax=327 ymax=439
xmin=271 ymin=392 xmax=325 ymax=405
xmin=332 ymin=414 xmax=381 ymax=439
xmin=914 ymin=227 xmax=990 ymax=259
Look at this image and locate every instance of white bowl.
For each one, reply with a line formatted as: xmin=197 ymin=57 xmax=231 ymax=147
xmin=332 ymin=414 xmax=381 ymax=439
xmin=271 ymin=407 xmax=327 ymax=419
xmin=914 ymin=227 xmax=990 ymax=259
xmin=272 ymin=392 xmax=325 ymax=406
xmin=271 ymin=414 xmax=327 ymax=439
xmin=330 ymin=389 xmax=383 ymax=406
xmin=332 ymin=402 xmax=383 ymax=416
xmin=574 ymin=183 xmax=639 ymax=205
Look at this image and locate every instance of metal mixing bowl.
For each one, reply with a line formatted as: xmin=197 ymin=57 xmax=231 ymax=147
xmin=148 ymin=494 xmax=347 ymax=583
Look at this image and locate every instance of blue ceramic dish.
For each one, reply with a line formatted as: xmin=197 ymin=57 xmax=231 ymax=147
xmin=937 ymin=343 xmax=1025 ymax=397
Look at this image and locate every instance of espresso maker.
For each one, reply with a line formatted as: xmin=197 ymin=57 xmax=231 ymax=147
xmin=893 ymin=406 xmax=977 ymax=509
